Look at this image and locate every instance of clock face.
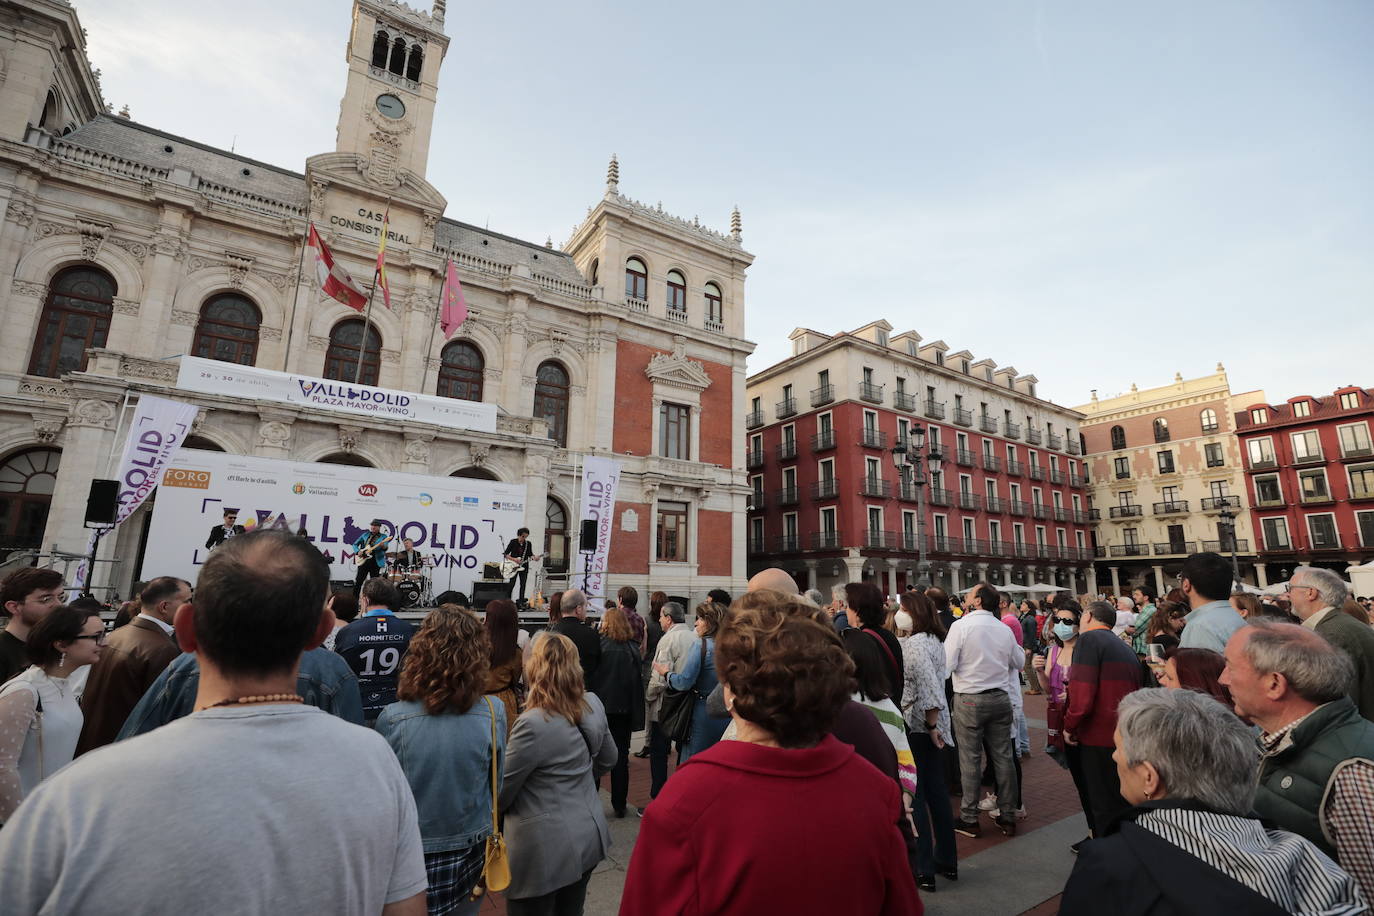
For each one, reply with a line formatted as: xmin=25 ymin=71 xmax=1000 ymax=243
xmin=376 ymin=94 xmax=406 ymax=120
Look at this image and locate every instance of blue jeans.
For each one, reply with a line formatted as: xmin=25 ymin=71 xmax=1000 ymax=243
xmin=909 ymin=730 xmax=958 ymax=875
xmin=680 ymin=698 xmax=728 ymax=763
xmin=1016 ymin=708 xmax=1030 ymax=757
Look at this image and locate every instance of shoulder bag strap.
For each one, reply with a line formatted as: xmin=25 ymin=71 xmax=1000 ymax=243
xmin=484 ymin=696 xmax=499 ymax=832
xmin=34 ymin=690 xmax=44 ymax=782
xmin=862 ymin=627 xmax=900 ymax=674
xmin=693 ymin=636 xmax=707 ymax=696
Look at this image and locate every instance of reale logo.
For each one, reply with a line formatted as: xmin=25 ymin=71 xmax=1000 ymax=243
xmin=358 ymin=484 xmax=378 ymax=497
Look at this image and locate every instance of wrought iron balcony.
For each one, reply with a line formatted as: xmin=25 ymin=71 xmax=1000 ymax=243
xmin=1110 ymin=544 xmax=1151 ymax=557
xmin=924 ymin=399 xmax=946 ymax=420
xmin=745 ymin=409 xmax=764 ymax=429
xmin=810 ymin=530 xmax=844 ymax=550
xmin=1032 ymin=504 xmax=1049 ymax=519
xmin=1341 ymin=443 xmax=1374 ymax=461
xmin=775 ymin=534 xmax=801 ymax=553
xmin=1069 ymin=474 xmax=1088 ymax=487
xmin=1053 ymin=508 xmax=1068 ymax=521
xmin=1108 ymin=505 xmax=1144 ymax=518
xmin=1008 ymin=500 xmax=1029 ymax=516
xmin=1029 ymin=465 xmax=1045 ymax=481
xmin=955 ymin=449 xmax=977 ymax=467
xmin=1292 ymin=451 xmax=1325 ymax=466
xmin=750 ymin=491 xmax=766 ymax=511
xmin=1203 ymin=539 xmax=1250 ymax=553
xmin=811 ymin=430 xmax=836 ymax=452
xmin=1247 ymin=456 xmax=1278 ymax=471
xmin=1300 ymin=490 xmax=1334 ymax=505
xmin=929 ymin=488 xmax=951 ymax=507
xmin=983 ymin=453 xmax=1001 ymax=472
xmin=1049 ymin=469 xmax=1065 ymax=484
xmin=1094 ymin=545 xmax=1107 ymax=558
xmin=1026 ymin=429 xmax=1043 ymax=445
xmin=748 ymin=537 xmax=767 ymax=554
xmin=929 ymin=535 xmax=964 ymax=555
xmin=958 ymin=491 xmax=982 ymax=510
xmin=1201 ymin=496 xmax=1243 ymax=511
xmin=776 ymin=486 xmax=800 ymax=506
xmin=775 ymin=397 xmax=797 ymax=419
xmin=1006 ymin=459 xmax=1024 ymax=477
xmin=776 ymin=440 xmax=797 ymax=461
xmin=864 ymin=530 xmax=897 ymax=550
xmin=1067 ymin=440 xmax=1082 ymax=456
xmin=1254 ymin=493 xmax=1285 ymax=508
xmin=1115 ymin=468 xmax=1132 ymax=480
xmin=1152 ymin=500 xmax=1190 ymax=516
xmin=1048 ymin=434 xmax=1064 ymax=450
xmin=899 ymin=482 xmax=923 ymax=502
xmin=979 ymin=416 xmax=998 ymax=434
xmin=859 ymin=381 xmax=884 ymax=404
xmin=1088 ymin=508 xmax=1101 ymax=520
xmin=810 ymin=384 xmax=835 ymax=407
xmin=927 ymin=443 xmax=946 ymax=461
xmin=986 ymin=496 xmax=1006 ymax=513
xmin=894 ymin=391 xmax=917 ymax=412
xmin=811 ymin=479 xmax=840 ymax=500
xmin=860 ymin=478 xmax=892 ymax=498
xmin=1153 ymin=541 xmax=1196 ymax=556
xmin=953 ymin=407 xmax=974 ymax=427
xmin=1154 ymin=430 xmax=1171 ymax=444
xmin=746 ymin=448 xmax=764 ymax=468
xmin=860 ymin=428 xmax=890 ymax=449
xmin=1072 ymin=510 xmax=1090 ymax=524
xmin=1005 ymin=420 xmax=1021 ymax=439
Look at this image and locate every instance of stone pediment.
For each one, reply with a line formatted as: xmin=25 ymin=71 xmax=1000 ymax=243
xmin=645 ymin=336 xmax=711 ymax=392
xmin=305 ymin=152 xmax=448 ymax=213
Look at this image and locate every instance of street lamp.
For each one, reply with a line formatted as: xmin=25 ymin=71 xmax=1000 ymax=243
xmin=1218 ymin=502 xmax=1240 ymax=586
xmin=893 ymin=423 xmax=938 ymax=589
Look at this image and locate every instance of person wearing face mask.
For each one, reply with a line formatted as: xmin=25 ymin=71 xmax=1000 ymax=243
xmin=1033 ymin=599 xmax=1099 ymax=853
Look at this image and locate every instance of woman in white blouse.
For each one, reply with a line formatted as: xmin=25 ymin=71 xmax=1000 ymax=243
xmin=896 ymin=591 xmax=957 ymax=892
xmin=0 ymin=604 xmax=106 ymax=822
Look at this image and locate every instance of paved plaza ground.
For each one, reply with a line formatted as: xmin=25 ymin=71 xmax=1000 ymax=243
xmin=474 ymin=693 xmax=1077 ymax=915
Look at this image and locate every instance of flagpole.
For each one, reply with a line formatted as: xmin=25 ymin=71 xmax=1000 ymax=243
xmin=354 ymin=266 xmax=381 ymax=385
xmin=420 ymin=252 xmax=447 ymax=392
xmin=283 ymin=222 xmax=310 ymax=371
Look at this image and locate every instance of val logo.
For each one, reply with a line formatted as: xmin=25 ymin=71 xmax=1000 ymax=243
xmin=358 ymin=484 xmax=378 ymax=497
xmin=297 ymin=380 xmax=316 ymax=396
xmin=418 ymin=493 xmax=433 ymax=506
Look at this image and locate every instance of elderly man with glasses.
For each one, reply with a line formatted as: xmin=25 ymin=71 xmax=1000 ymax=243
xmin=1287 ymin=566 xmax=1374 ymax=722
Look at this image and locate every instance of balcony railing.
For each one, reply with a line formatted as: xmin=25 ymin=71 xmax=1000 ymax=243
xmin=924 ymin=399 xmax=946 ymax=420
xmin=1053 ymin=508 xmax=1068 ymax=521
xmin=1201 ymin=496 xmax=1243 ymax=511
xmin=748 ymin=537 xmax=766 ymax=554
xmin=860 ymin=478 xmax=893 ymax=498
xmin=1048 ymin=434 xmax=1064 ymax=450
xmin=775 ymin=534 xmax=800 ymax=553
xmin=1255 ymin=493 xmax=1285 ymax=508
xmin=930 ymin=536 xmax=965 ymax=555
xmin=776 ymin=440 xmax=797 ymax=461
xmin=1072 ymin=510 xmax=1090 ymax=524
xmin=745 ymin=409 xmax=764 ymax=429
xmin=1153 ymin=500 xmax=1190 ymax=515
xmin=1202 ymin=539 xmax=1250 ymax=553
xmin=894 ymin=391 xmax=917 ymax=412
xmin=929 ymin=488 xmax=951 ymax=507
xmin=955 ymin=449 xmax=976 ymax=467
xmin=1109 ymin=505 xmax=1144 ymax=518
xmin=864 ymin=530 xmax=896 ymax=550
xmin=1029 ymin=465 xmax=1045 ymax=481
xmin=986 ymin=496 xmax=1006 ymax=513
xmin=1352 ymin=484 xmax=1374 ymax=502
xmin=1005 ymin=421 xmax=1021 ymax=439
xmin=982 ymin=454 xmax=1001 ymax=472
xmin=1110 ymin=544 xmax=1151 ymax=557
xmin=1341 ymin=443 xmax=1374 ymax=461
xmin=953 ymin=407 xmax=974 ymax=427
xmin=812 ymin=479 xmax=840 ymax=500
xmin=1094 ymin=545 xmax=1107 ymax=558
xmin=1049 ymin=470 xmax=1065 ymax=484
xmin=1292 ymin=451 xmax=1325 ymax=466
xmin=810 ymin=530 xmax=843 ymax=550
xmin=860 ymin=428 xmax=889 ymax=449
xmin=899 ymin=482 xmax=923 ymax=502
xmin=750 ymin=492 xmax=765 ymax=511
xmin=927 ymin=443 xmax=945 ymax=461
xmin=1308 ymin=538 xmax=1343 ymax=552
xmin=1026 ymin=429 xmax=1043 ymax=445
xmin=1089 ymin=508 xmax=1101 ymax=520
xmin=1069 ymin=474 xmax=1089 ymax=487
xmin=776 ymin=486 xmax=800 ymax=506
xmin=1067 ymin=440 xmax=1082 ymax=456
xmin=1153 ymin=541 xmax=1197 ymax=556
xmin=1006 ymin=459 xmax=1024 ymax=477
xmin=1301 ymin=490 xmax=1334 ymax=505
xmin=1154 ymin=430 xmax=1171 ymax=444
xmin=979 ymin=416 xmax=998 ymax=434
xmin=812 ymin=430 xmax=836 ymax=451
xmin=859 ymin=382 xmax=884 ymax=404
xmin=746 ymin=448 xmax=764 ymax=468
xmin=1248 ymin=457 xmax=1278 ymax=471
xmin=1115 ymin=468 xmax=1132 ymax=480
xmin=775 ymin=397 xmax=797 ymax=419
xmin=810 ymin=384 xmax=835 ymax=407
xmin=1008 ymin=500 xmax=1028 ymax=516
xmin=1032 ymin=504 xmax=1049 ymax=519
xmin=901 ymin=532 xmax=920 ymax=552
xmin=958 ymin=492 xmax=982 ymax=510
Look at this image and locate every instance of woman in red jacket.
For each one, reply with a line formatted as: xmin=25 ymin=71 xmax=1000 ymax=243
xmin=619 ymin=599 xmax=922 ymax=916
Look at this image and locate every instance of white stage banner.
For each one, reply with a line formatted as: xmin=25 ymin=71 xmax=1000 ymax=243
xmin=73 ymin=394 xmax=200 ymax=590
xmin=144 ymin=450 xmax=527 ymax=599
xmin=175 ymin=355 xmax=497 ymax=433
xmin=578 ymin=456 xmax=622 ymax=599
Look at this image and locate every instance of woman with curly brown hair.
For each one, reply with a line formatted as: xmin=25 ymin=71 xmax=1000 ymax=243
xmin=622 ymin=601 xmax=921 ymax=915
xmin=482 ymin=599 xmax=523 ymax=735
xmin=501 ymin=633 xmax=617 ymax=915
xmin=375 ymin=606 xmax=504 ymax=916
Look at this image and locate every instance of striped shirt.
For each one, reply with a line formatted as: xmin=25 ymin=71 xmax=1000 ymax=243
xmin=852 ymin=693 xmax=917 ymax=795
xmin=1136 ymin=806 xmax=1367 ymax=915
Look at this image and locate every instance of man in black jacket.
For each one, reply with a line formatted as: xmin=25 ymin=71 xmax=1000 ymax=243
xmin=205 ymin=510 xmax=245 ymax=550
xmin=550 ymin=588 xmax=600 ymax=687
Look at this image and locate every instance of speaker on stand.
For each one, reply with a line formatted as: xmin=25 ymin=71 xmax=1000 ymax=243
xmin=579 ymin=519 xmax=598 ymax=593
xmin=81 ymin=479 xmax=120 ymax=597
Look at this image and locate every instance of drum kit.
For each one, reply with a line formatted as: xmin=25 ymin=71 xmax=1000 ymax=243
xmin=386 ymin=554 xmax=436 ymax=608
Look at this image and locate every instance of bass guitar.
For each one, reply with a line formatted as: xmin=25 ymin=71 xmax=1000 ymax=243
xmin=353 ymin=534 xmax=393 ymax=567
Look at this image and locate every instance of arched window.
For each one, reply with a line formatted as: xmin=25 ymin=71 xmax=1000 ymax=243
xmin=666 ymin=270 xmax=686 ymax=312
xmin=704 ymin=282 xmax=723 ymax=323
xmin=624 ymin=257 xmax=647 ymax=301
xmin=534 ymin=361 xmax=570 ymax=447
xmin=1109 ymin=425 xmax=1126 ymax=450
xmin=192 ymin=293 xmax=260 ymax=366
xmin=588 ymin=258 xmax=599 ymax=285
xmin=1153 ymin=418 xmax=1170 ymax=443
xmin=545 ymin=497 xmax=569 ymax=574
xmin=437 ymin=341 xmax=483 ymax=401
xmin=323 ymin=319 xmax=382 ymax=386
xmin=28 ymin=265 xmax=116 ymax=378
xmin=406 ymin=44 xmax=423 ymax=81
xmin=38 ymin=90 xmax=59 ymax=130
xmin=371 ymin=30 xmax=390 ymax=68
xmin=450 ymin=467 xmax=498 ymax=480
xmin=0 ymin=448 xmax=61 ymax=551
xmin=389 ymin=37 xmax=407 ymax=75
xmin=319 ymin=452 xmax=375 ymax=468
xmin=183 ymin=436 xmax=224 ymax=452
xmin=1200 ymin=408 xmax=1218 ymax=433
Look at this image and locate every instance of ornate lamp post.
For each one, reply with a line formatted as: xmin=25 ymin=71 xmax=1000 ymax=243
xmin=893 ymin=423 xmax=940 ymax=589
xmin=1218 ymin=502 xmax=1241 ymax=586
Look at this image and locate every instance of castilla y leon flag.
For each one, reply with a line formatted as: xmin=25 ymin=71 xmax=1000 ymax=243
xmin=375 ymin=209 xmax=391 ymax=309
xmin=306 ymin=223 xmax=367 ymax=311
xmin=439 ymin=258 xmax=468 ymax=338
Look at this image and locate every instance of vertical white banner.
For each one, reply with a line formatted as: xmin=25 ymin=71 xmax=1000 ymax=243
xmin=578 ymin=456 xmax=621 ymax=599
xmin=73 ymin=394 xmax=200 ymax=591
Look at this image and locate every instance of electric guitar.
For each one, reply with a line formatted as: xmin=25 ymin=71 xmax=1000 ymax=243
xmin=500 ymin=552 xmax=542 ymax=579
xmin=353 ymin=534 xmax=393 ymax=566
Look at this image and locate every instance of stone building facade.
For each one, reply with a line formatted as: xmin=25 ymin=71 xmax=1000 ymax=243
xmin=0 ymin=0 xmax=754 ymax=599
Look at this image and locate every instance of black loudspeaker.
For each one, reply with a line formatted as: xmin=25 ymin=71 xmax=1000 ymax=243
xmin=580 ymin=519 xmax=598 ymax=548
xmin=85 ymin=479 xmax=119 ymax=525
xmin=471 ymin=580 xmax=513 ymax=611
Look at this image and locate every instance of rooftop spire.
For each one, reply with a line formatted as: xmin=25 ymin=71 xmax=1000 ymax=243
xmin=730 ymin=205 xmax=742 ymax=241
xmin=432 ymin=1 xmax=446 ymax=23
xmin=606 ymin=153 xmax=619 ymax=193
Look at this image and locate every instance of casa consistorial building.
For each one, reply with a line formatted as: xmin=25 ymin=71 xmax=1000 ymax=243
xmin=0 ymin=0 xmax=754 ymax=599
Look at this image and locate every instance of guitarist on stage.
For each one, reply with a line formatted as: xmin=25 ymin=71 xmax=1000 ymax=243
xmin=352 ymin=519 xmax=392 ymax=593
xmin=503 ymin=527 xmax=542 ymax=608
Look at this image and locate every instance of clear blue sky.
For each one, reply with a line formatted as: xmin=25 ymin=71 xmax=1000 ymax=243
xmin=81 ymin=0 xmax=1373 ymax=407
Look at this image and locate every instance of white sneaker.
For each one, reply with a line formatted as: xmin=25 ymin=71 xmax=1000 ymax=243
xmin=1010 ymin=805 xmax=1029 ymax=820
xmin=977 ymin=793 xmax=999 ymax=813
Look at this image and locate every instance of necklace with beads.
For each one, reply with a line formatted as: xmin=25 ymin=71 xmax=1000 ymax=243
xmin=201 ymin=694 xmax=304 ymax=710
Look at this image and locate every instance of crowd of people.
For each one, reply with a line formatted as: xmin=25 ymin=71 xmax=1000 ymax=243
xmin=0 ymin=538 xmax=1372 ymax=914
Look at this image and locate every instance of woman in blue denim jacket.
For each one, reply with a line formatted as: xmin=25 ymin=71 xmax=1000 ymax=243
xmin=376 ymin=607 xmax=504 ymax=916
xmin=654 ymin=601 xmax=729 ymax=762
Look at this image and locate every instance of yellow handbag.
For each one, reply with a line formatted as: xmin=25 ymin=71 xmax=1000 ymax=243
xmin=475 ymin=696 xmax=511 ymax=895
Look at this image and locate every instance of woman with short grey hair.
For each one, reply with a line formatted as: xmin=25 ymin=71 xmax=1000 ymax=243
xmin=1060 ymin=688 xmax=1366 ymax=916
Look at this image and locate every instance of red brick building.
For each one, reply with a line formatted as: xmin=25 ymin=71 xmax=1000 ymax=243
xmin=1236 ymin=386 xmax=1374 ymax=583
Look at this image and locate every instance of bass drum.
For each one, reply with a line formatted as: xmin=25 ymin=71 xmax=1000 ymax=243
xmin=397 ymin=580 xmax=422 ymax=609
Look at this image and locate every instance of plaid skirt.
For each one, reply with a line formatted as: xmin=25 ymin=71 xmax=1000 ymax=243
xmin=424 ymin=842 xmax=487 ymax=916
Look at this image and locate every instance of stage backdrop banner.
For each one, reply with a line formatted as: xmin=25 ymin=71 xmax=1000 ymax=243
xmin=73 ymin=394 xmax=200 ymax=591
xmin=144 ymin=449 xmax=527 ymax=598
xmin=175 ymin=355 xmax=497 ymax=432
xmin=578 ymin=455 xmax=622 ymax=599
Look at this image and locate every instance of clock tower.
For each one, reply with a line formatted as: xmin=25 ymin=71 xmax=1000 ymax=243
xmin=334 ymin=0 xmax=450 ymax=186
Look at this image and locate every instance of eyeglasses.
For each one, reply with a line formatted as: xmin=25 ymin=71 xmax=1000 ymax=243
xmin=73 ymin=632 xmax=108 ymax=645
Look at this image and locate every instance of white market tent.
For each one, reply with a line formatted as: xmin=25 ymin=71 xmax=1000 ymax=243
xmin=998 ymin=583 xmax=1030 ymax=593
xmin=1028 ymin=582 xmax=1070 ymax=592
xmin=1348 ymin=561 xmax=1374 ymax=599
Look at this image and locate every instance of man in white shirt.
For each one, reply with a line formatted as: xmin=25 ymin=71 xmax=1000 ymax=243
xmin=0 ymin=530 xmax=427 ymax=916
xmin=945 ymin=582 xmax=1023 ymax=839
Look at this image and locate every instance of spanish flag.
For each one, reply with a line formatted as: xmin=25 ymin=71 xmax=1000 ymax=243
xmin=375 ymin=209 xmax=391 ymax=309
